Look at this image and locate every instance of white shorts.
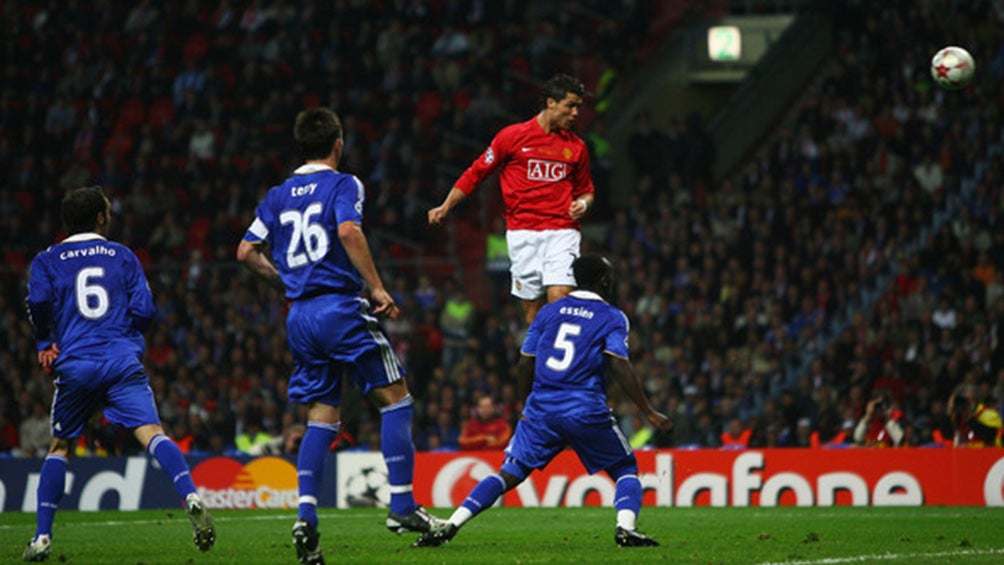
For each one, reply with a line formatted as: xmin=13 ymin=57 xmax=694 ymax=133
xmin=506 ymin=229 xmax=580 ymax=300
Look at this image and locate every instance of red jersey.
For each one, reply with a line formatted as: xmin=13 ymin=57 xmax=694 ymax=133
xmin=454 ymin=117 xmax=594 ymax=230
xmin=458 ymin=416 xmax=513 ymax=450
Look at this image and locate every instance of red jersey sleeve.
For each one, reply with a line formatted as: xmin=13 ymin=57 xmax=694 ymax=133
xmin=454 ymin=126 xmax=514 ymax=195
xmin=570 ymin=144 xmax=595 ymax=200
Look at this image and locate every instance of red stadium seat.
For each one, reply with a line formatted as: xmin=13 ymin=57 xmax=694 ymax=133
xmin=183 ymin=33 xmax=209 ymax=61
xmin=148 ymin=98 xmax=175 ymax=131
xmin=13 ymin=190 xmax=35 ymax=214
xmin=133 ymin=247 xmax=152 ymax=267
xmin=103 ymin=130 xmax=135 ymax=159
xmin=114 ymin=98 xmax=146 ymax=132
xmin=4 ymin=250 xmax=27 ymax=272
xmin=302 ymin=93 xmax=321 ymax=108
xmin=452 ymin=89 xmax=471 ymax=112
xmin=215 ymin=63 xmax=237 ymax=90
xmin=414 ymin=91 xmax=443 ymax=126
xmin=186 ymin=218 xmax=212 ymax=250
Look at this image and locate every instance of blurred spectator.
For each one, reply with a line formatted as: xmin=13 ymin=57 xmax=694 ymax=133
xmin=440 ymin=282 xmax=475 ymax=377
xmin=458 ymin=396 xmax=512 ymax=451
xmin=949 ymin=389 xmax=1003 ymax=447
xmin=248 ymin=421 xmax=306 ymax=457
xmin=171 ymin=419 xmax=195 ymax=454
xmin=853 ymin=392 xmax=906 ymax=447
xmin=485 ymin=217 xmax=510 ymax=308
xmin=719 ymin=416 xmax=752 ymax=449
xmin=234 ymin=417 xmax=274 ymax=455
xmin=18 ymin=401 xmax=51 ymax=457
xmin=0 ymin=412 xmax=19 ymax=454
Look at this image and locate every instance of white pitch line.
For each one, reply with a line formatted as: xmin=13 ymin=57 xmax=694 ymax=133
xmin=756 ymin=548 xmax=1004 ymax=565
xmin=0 ymin=512 xmax=376 ymax=530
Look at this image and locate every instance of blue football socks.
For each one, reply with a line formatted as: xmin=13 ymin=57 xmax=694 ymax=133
xmin=148 ymin=434 xmax=197 ymax=499
xmin=34 ymin=454 xmax=68 ymax=539
xmin=380 ymin=395 xmax=417 ymax=515
xmin=460 ymin=473 xmax=507 ymax=518
xmin=297 ymin=421 xmax=339 ymax=528
xmin=613 ymin=474 xmax=643 ymax=516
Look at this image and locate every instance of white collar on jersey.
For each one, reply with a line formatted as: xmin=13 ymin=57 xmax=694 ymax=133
xmin=569 ymin=290 xmax=606 ymax=302
xmin=62 ymin=232 xmax=107 ymax=242
xmin=294 ymin=163 xmax=334 ymax=174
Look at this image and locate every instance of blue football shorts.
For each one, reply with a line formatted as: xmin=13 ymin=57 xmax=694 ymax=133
xmin=50 ymin=356 xmax=159 ymax=439
xmin=505 ymin=410 xmax=635 ymax=474
xmin=285 ymin=294 xmax=405 ymax=406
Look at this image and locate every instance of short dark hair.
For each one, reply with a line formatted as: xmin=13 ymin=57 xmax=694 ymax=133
xmin=541 ymin=73 xmax=585 ymax=108
xmin=294 ymin=107 xmax=342 ymax=161
xmin=572 ymin=254 xmax=613 ymax=295
xmin=61 ymin=186 xmax=108 ymax=234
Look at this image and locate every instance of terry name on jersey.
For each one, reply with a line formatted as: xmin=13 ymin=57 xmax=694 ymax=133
xmin=291 ymin=182 xmax=318 ymax=197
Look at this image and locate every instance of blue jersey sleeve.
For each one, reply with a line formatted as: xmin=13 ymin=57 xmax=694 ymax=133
xmin=244 ymin=191 xmax=276 ymax=244
xmin=26 ymin=254 xmax=55 ymax=350
xmin=603 ymin=309 xmax=630 ymax=359
xmin=333 ymin=175 xmax=365 ymax=226
xmin=124 ymin=250 xmax=155 ymax=333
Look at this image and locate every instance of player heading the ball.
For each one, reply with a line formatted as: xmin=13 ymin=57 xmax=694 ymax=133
xmin=429 ymin=73 xmax=597 ymax=325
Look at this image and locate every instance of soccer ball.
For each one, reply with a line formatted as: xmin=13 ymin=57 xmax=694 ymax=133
xmin=343 ymin=465 xmax=390 ymax=508
xmin=930 ymin=46 xmax=975 ymax=90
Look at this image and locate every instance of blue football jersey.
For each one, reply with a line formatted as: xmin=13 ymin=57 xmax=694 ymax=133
xmin=242 ymin=164 xmax=365 ymax=300
xmin=520 ymin=290 xmax=630 ymax=418
xmin=26 ymin=233 xmax=154 ymax=365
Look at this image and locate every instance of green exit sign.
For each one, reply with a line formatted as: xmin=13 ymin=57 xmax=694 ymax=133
xmin=708 ymin=26 xmax=741 ymax=61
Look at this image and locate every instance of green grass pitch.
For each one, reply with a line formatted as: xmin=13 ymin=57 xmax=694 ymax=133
xmin=2 ymin=507 xmax=1003 ymax=564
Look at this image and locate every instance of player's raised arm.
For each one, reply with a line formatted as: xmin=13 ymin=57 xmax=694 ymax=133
xmin=606 ymin=355 xmax=672 ymax=433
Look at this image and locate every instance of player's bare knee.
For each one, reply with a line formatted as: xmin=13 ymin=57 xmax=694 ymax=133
xmin=133 ymin=423 xmax=166 ymax=448
xmin=307 ymin=401 xmax=341 ymax=424
xmin=369 ymin=380 xmax=410 ymax=408
xmin=48 ymin=437 xmax=73 ymax=458
xmin=499 ymin=470 xmax=524 ymax=491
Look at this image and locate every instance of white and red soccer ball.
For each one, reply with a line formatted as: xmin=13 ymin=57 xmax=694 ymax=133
xmin=930 ymin=46 xmax=975 ymax=90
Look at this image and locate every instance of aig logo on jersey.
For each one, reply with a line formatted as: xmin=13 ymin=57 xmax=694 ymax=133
xmin=527 ymin=159 xmax=567 ymax=182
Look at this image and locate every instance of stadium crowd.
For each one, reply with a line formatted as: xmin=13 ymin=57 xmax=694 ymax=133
xmin=2 ymin=0 xmax=1004 ymax=458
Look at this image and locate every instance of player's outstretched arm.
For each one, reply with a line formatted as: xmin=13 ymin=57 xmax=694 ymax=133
xmin=337 ymin=221 xmax=399 ymax=319
xmin=428 ymin=187 xmax=467 ymax=225
xmin=607 ymin=355 xmax=672 ymax=433
xmin=236 ymin=240 xmax=285 ymax=292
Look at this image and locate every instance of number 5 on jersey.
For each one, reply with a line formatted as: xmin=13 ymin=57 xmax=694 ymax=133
xmin=280 ymin=202 xmax=329 ymax=268
xmin=546 ymin=322 xmax=581 ymax=371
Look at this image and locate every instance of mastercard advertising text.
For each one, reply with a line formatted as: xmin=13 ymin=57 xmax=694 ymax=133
xmin=191 ymin=456 xmax=300 ymax=509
